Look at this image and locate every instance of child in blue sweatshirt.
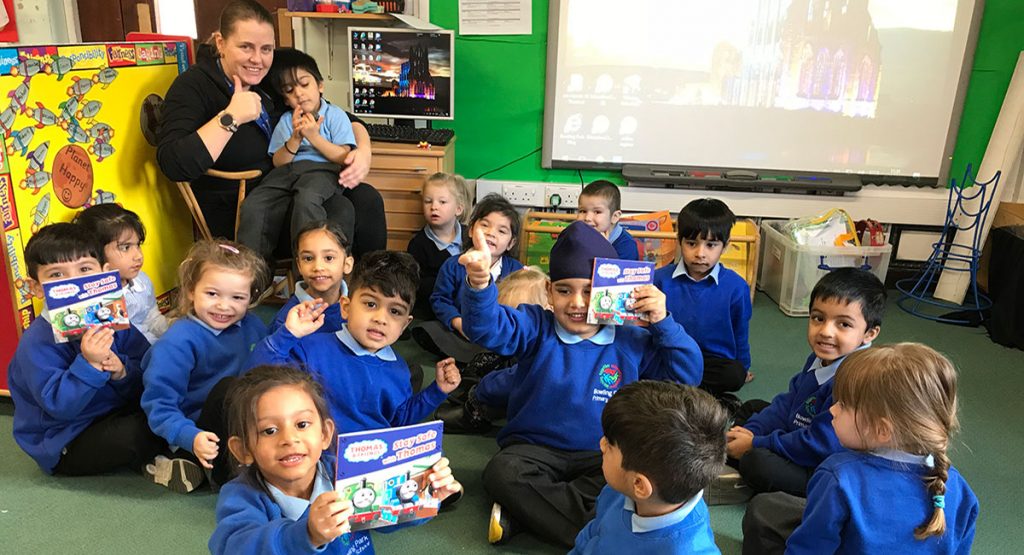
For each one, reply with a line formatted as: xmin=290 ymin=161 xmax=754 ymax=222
xmin=458 ymin=221 xmax=703 ymax=547
xmin=653 ymin=198 xmax=751 ymax=398
xmin=142 ymin=239 xmax=270 ymax=492
xmin=249 ymin=250 xmax=462 ymax=435
xmin=210 ymin=365 xmax=462 ymax=555
xmin=570 ymin=381 xmax=727 ymax=555
xmin=719 ymin=268 xmax=885 ymax=504
xmin=745 ymin=343 xmax=978 ymax=554
xmin=7 ymin=223 xmax=161 ymax=476
xmin=576 ymin=180 xmax=639 ymax=261
xmin=431 ymin=194 xmax=523 ymax=335
xmin=269 ymin=220 xmax=353 ymax=335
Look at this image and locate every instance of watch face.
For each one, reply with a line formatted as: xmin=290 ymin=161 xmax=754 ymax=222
xmin=219 ymin=113 xmax=234 ymax=127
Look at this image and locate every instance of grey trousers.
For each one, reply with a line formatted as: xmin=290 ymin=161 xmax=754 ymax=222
xmin=236 ymin=160 xmax=354 ymax=261
xmin=742 ymin=491 xmax=807 ymax=555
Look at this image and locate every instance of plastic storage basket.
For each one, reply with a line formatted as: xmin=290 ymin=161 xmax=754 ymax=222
xmin=758 ymin=220 xmax=892 ymax=316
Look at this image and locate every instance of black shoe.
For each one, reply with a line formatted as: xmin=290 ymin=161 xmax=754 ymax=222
xmin=434 ymin=402 xmax=492 ymax=434
xmin=488 ymin=503 xmax=520 ymax=545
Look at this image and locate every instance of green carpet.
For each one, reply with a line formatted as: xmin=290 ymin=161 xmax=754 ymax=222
xmin=1 ymin=293 xmax=1020 ymax=553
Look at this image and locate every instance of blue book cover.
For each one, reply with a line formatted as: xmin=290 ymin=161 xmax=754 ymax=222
xmin=335 ymin=420 xmax=444 ymax=531
xmin=42 ymin=269 xmax=129 ymax=343
xmin=588 ymin=257 xmax=655 ymax=325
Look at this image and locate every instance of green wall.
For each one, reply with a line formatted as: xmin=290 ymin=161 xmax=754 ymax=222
xmin=432 ymin=0 xmax=1024 ymax=187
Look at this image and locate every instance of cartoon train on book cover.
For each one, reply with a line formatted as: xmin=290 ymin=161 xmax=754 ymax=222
xmin=0 ymin=42 xmax=193 ymax=333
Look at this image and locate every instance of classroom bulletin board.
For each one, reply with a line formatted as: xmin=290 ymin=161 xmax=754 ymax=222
xmin=430 ymin=0 xmax=1024 ymax=187
xmin=0 ymin=42 xmax=194 ymax=390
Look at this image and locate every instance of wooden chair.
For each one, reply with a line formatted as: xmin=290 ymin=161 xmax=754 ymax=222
xmin=175 ymin=168 xmax=295 ymax=298
xmin=519 ymin=211 xmax=760 ymax=302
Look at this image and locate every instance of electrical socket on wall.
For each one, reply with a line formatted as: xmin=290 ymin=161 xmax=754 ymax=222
xmin=502 ymin=183 xmax=542 ymax=206
xmin=545 ymin=184 xmax=582 ymax=209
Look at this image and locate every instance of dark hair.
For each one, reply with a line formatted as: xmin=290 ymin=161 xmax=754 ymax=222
xmin=347 ymin=250 xmax=419 ymax=309
xmin=219 ymin=0 xmax=274 ymax=39
xmin=468 ymin=194 xmax=521 ymax=258
xmin=809 ymin=267 xmax=887 ymax=330
xmin=269 ymin=47 xmax=324 ymax=97
xmin=227 ymin=365 xmax=333 ymax=491
xmin=292 ymin=219 xmax=351 ymax=258
xmin=24 ymin=223 xmax=103 ymax=280
xmin=677 ymin=198 xmax=736 ymax=243
xmin=580 ymin=180 xmax=621 ymax=213
xmin=602 ymin=381 xmax=728 ymax=504
xmin=73 ymin=204 xmax=146 ymax=253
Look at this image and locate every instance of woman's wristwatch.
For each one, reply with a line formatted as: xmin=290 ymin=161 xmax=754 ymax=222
xmin=217 ymin=111 xmax=238 ymax=133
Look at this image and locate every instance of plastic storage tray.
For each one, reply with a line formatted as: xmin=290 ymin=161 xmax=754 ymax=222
xmin=758 ymin=220 xmax=892 ymax=316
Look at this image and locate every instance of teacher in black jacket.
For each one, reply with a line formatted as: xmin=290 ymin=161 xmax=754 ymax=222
xmin=157 ymin=0 xmax=385 ymax=257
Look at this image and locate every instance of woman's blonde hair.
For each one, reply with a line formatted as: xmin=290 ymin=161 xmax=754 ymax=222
xmin=422 ymin=172 xmax=470 ymax=225
xmin=498 ymin=266 xmax=549 ymax=308
xmin=174 ymin=239 xmax=271 ymax=317
xmin=833 ymin=343 xmax=959 ymax=540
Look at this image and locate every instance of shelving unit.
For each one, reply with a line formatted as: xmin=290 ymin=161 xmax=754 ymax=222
xmin=277 ymin=11 xmax=394 ymax=48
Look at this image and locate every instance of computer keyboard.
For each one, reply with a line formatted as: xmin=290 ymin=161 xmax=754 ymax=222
xmin=365 ymin=124 xmax=455 ymax=146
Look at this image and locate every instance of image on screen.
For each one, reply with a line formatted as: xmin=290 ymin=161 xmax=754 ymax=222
xmin=349 ymin=28 xmax=454 ymax=120
xmin=544 ymin=0 xmax=979 ymax=179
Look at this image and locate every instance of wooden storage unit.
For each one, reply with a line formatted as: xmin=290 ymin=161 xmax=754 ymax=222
xmin=368 ymin=141 xmax=455 ymax=251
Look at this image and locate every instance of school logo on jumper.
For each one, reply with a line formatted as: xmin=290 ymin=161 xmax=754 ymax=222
xmin=803 ymin=396 xmax=818 ymax=417
xmin=598 ymin=364 xmax=622 ymax=390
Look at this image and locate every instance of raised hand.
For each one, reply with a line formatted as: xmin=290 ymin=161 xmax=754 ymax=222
xmin=192 ymin=431 xmax=220 ymax=469
xmin=284 ymin=299 xmax=328 ymax=338
xmin=224 ymin=74 xmax=263 ymax=125
xmin=307 ymin=491 xmax=352 ymax=547
xmin=434 ymin=357 xmax=462 ymax=394
xmin=457 ymin=227 xmax=492 ymax=290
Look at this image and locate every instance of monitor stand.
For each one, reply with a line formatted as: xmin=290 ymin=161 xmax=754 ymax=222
xmin=394 ymin=118 xmax=432 ymax=129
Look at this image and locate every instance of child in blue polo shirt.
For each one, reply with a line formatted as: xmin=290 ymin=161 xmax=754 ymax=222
xmin=577 ymin=180 xmax=639 ymax=260
xmin=458 ymin=221 xmax=703 ymax=547
xmin=237 ymin=47 xmax=361 ymax=262
xmin=249 ymin=250 xmax=462 ymax=435
xmin=570 ymin=380 xmax=727 ymax=554
xmin=7 ymin=223 xmax=161 ymax=477
xmin=716 ymin=268 xmax=885 ymax=505
xmin=654 ymin=198 xmax=751 ymax=401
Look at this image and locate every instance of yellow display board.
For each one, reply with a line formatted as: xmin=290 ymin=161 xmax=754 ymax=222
xmin=0 ymin=42 xmax=192 ymax=331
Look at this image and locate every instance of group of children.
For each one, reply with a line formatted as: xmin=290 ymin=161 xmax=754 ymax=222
xmin=7 ymin=53 xmax=978 ymax=551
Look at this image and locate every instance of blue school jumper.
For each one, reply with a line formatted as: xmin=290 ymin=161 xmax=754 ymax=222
xmin=8 ymin=314 xmax=150 ymax=473
xmin=211 ymin=455 xmax=374 ymax=555
xmin=787 ymin=450 xmax=978 ymax=554
xmin=249 ymin=325 xmax=448 ymax=433
xmin=430 ymin=254 xmax=523 ymax=330
xmin=268 ymin=280 xmax=349 ymax=336
xmin=743 ymin=353 xmax=855 ymax=467
xmin=141 ymin=314 xmax=267 ymax=451
xmin=654 ymin=261 xmax=751 ymax=368
xmin=570 ymin=486 xmax=719 ymax=555
xmin=609 ymin=224 xmax=640 ymax=261
xmin=460 ymin=282 xmax=702 ymax=451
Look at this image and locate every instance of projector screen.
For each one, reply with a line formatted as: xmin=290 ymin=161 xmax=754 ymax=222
xmin=542 ymin=0 xmax=982 ymax=182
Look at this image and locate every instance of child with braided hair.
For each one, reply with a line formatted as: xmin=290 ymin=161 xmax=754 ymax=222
xmin=782 ymin=343 xmax=978 ymax=554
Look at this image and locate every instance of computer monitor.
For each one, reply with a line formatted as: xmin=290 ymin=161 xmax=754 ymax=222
xmin=348 ymin=27 xmax=454 ymax=121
